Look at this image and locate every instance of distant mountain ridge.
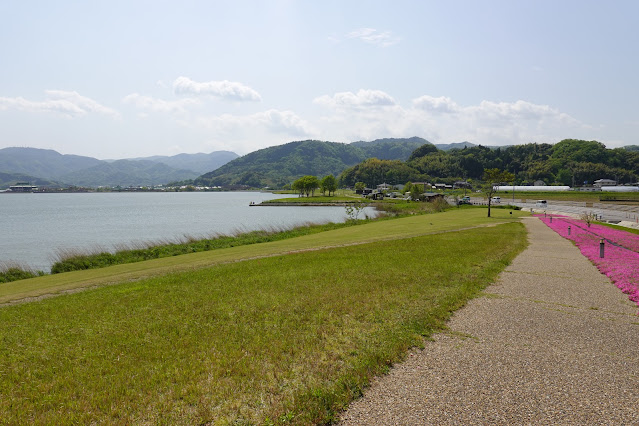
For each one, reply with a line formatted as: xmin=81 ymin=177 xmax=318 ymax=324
xmin=0 ymin=147 xmax=102 ymax=179
xmin=0 ymin=147 xmax=238 ymax=188
xmin=58 ymin=160 xmax=199 ymax=187
xmin=124 ymin=151 xmax=239 ymax=175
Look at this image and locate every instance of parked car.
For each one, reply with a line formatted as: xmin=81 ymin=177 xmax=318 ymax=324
xmin=458 ymin=196 xmax=471 ymax=205
xmin=536 ymin=200 xmax=547 ymax=208
xmin=491 ymin=196 xmax=501 ymax=203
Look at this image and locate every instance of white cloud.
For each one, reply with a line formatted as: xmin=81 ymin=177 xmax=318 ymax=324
xmin=412 ymin=95 xmax=460 ymax=114
xmin=313 ymin=92 xmax=587 ymax=147
xmin=469 ymin=100 xmax=577 ymax=123
xmin=313 ymin=89 xmax=396 ymax=109
xmin=0 ymin=90 xmax=119 ymax=118
xmin=193 ymin=109 xmax=314 ymax=154
xmin=346 ymin=28 xmax=400 ymax=47
xmin=122 ymin=93 xmax=199 ymax=114
xmin=198 ymin=109 xmax=313 ymax=136
xmin=173 ymin=76 xmax=262 ymax=102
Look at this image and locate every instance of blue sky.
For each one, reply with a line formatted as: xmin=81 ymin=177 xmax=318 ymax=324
xmin=0 ymin=0 xmax=637 ymax=159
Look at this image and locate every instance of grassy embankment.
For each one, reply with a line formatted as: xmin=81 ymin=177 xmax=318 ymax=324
xmin=0 ymin=209 xmax=528 ymax=424
xmin=42 ymin=197 xmax=450 ymax=275
xmin=49 ymin=221 xmax=368 ymax=274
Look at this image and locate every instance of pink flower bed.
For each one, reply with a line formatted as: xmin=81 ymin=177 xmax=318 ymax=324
xmin=536 ymin=215 xmax=639 ymax=306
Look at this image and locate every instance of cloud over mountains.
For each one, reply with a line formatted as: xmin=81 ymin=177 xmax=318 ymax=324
xmin=0 ymin=90 xmax=119 ymax=118
xmin=173 ymin=77 xmax=262 ymax=102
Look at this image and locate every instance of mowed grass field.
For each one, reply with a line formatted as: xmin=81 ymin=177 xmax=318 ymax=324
xmin=0 ymin=209 xmax=528 ymax=424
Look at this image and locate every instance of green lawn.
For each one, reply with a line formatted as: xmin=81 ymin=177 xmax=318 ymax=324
xmin=0 ymin=218 xmax=527 ymax=424
xmin=0 ymin=208 xmax=527 ymax=304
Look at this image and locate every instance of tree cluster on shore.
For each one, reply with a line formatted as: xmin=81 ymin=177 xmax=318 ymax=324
xmin=338 ymin=139 xmax=639 ymax=188
xmin=292 ymin=175 xmax=338 ymax=197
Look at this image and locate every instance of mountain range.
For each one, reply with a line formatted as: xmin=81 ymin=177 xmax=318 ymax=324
xmin=0 ymin=147 xmax=238 ymax=188
xmin=3 ymin=138 xmax=636 ymax=189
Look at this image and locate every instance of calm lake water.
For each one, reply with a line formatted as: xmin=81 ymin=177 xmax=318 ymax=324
xmin=0 ymin=192 xmax=362 ymax=272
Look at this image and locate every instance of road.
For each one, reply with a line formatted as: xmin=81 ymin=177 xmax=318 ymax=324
xmin=462 ymin=196 xmax=639 ymax=229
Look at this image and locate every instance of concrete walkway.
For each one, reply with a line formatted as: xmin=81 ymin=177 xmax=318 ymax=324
xmin=340 ymin=217 xmax=639 ymax=424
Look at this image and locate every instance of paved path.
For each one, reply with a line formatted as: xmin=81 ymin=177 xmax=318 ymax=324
xmin=340 ymin=217 xmax=639 ymax=424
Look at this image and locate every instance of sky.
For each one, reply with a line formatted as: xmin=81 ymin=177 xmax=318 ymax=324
xmin=0 ymin=0 xmax=637 ymax=159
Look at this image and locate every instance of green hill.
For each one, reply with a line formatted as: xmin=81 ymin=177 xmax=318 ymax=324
xmin=194 ymin=138 xmax=431 ymax=188
xmin=59 ymin=160 xmax=199 ymax=188
xmin=0 ymin=147 xmax=102 ymax=179
xmin=339 ymin=139 xmax=639 ymax=187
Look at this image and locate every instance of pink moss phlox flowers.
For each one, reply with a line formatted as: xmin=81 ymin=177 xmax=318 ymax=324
xmin=537 ymin=216 xmax=639 ymax=307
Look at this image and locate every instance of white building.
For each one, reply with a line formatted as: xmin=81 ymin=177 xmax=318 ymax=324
xmin=594 ymin=179 xmax=616 ymax=187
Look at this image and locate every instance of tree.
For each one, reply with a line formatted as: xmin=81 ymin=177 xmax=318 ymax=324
xmin=407 ymin=143 xmax=439 ymax=161
xmin=408 ymin=182 xmax=424 ymax=201
xmin=354 ymin=181 xmax=366 ymax=192
xmin=345 ymin=201 xmax=366 ymax=221
xmin=482 ymin=168 xmax=515 ymax=217
xmin=320 ymin=175 xmax=337 ymax=196
xmin=292 ymin=175 xmax=320 ymax=197
xmin=555 ymin=168 xmax=573 ymax=186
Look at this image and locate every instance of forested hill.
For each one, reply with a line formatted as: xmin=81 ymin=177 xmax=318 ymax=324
xmin=194 ymin=138 xmax=430 ymax=188
xmin=0 ymin=147 xmax=102 ymax=179
xmin=0 ymin=147 xmax=238 ymax=188
xmin=338 ymin=139 xmax=639 ymax=188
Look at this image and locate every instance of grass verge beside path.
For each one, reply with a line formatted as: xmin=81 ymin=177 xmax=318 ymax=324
xmin=0 ymin=208 xmax=527 ymax=305
xmin=0 ymin=221 xmax=527 ymax=424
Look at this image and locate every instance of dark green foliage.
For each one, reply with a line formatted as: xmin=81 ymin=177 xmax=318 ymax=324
xmin=339 ymin=158 xmax=420 ymax=187
xmin=407 ymin=143 xmax=439 ymax=161
xmin=0 ymin=267 xmax=45 ymax=283
xmin=341 ymin=139 xmax=638 ymax=186
xmin=551 ymin=139 xmax=608 ymax=163
xmin=292 ymin=175 xmax=320 ymax=197
xmin=320 ymin=175 xmax=338 ymax=196
xmin=194 ymin=138 xmax=427 ymax=188
xmin=350 ymin=137 xmax=428 ymax=159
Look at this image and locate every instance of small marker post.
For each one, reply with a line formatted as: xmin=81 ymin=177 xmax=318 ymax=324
xmin=600 ymin=239 xmax=605 ymax=258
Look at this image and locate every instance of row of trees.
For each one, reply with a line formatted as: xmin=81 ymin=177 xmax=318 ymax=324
xmin=338 ymin=139 xmax=639 ymax=188
xmin=292 ymin=175 xmax=338 ymax=197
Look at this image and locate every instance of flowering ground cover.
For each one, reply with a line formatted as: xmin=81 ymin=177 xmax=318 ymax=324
xmin=537 ymin=215 xmax=639 ymax=306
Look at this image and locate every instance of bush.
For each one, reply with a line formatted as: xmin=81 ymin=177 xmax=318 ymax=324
xmin=0 ymin=265 xmax=46 ymax=283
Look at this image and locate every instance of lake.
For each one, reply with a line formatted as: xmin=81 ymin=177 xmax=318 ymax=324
xmin=0 ymin=192 xmax=363 ymax=272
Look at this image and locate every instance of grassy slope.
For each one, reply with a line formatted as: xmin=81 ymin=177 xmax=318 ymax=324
xmin=0 ymin=218 xmax=527 ymax=424
xmin=0 ymin=209 xmax=527 ymax=304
